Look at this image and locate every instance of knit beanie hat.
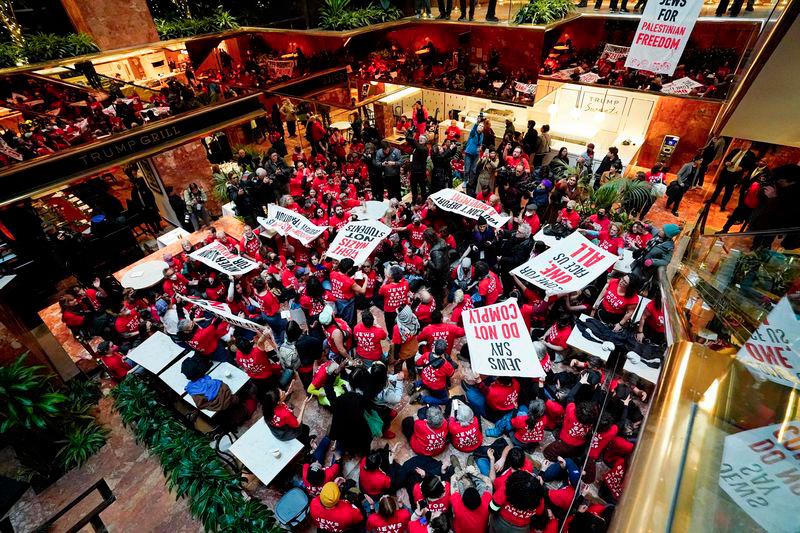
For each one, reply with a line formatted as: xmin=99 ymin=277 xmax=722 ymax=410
xmin=663 ymin=223 xmax=680 ymax=238
xmin=320 ymin=482 xmax=340 ymax=508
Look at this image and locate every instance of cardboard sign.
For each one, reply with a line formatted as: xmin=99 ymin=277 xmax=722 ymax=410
xmin=464 ymin=299 xmax=544 ymax=378
xmin=189 ymin=241 xmax=259 ymax=276
xmin=514 ymin=81 xmax=537 ymax=95
xmin=624 ymin=0 xmax=703 ymax=75
xmin=176 ymin=294 xmax=267 ymax=335
xmin=511 ymin=232 xmax=618 ymax=295
xmin=660 ymin=76 xmax=704 ymax=95
xmin=600 ymin=43 xmax=630 ymax=61
xmin=719 ymin=422 xmax=800 ymax=533
xmin=325 ymin=219 xmax=391 ymax=265
xmin=429 ymin=189 xmax=510 ymax=229
xmin=258 ymin=205 xmax=326 ymax=245
xmin=735 ymin=297 xmax=800 ymax=388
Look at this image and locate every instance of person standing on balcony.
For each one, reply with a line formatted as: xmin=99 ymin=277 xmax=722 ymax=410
xmin=666 ymin=155 xmax=702 ymax=217
xmin=709 ymin=140 xmax=756 ymax=212
xmin=437 ymin=0 xmax=453 ymax=18
xmin=457 ymin=0 xmax=476 ymax=20
xmin=279 ymin=99 xmax=298 ymax=138
xmin=485 ymin=0 xmax=500 ymax=21
xmin=533 ymin=124 xmax=551 ymax=168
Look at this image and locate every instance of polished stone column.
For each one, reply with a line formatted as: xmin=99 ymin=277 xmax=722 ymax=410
xmin=60 ymin=0 xmax=159 ymax=51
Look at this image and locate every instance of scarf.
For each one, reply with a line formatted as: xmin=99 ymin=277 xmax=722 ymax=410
xmin=185 ymin=375 xmax=222 ymax=401
xmin=396 ymin=305 xmax=420 ymax=342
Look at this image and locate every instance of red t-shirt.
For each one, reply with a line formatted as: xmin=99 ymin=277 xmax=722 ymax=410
xmin=163 ymin=274 xmax=189 ymax=297
xmin=235 ymin=347 xmax=280 ymax=380
xmin=330 ymin=271 xmax=356 ymax=300
xmin=417 ymin=353 xmax=454 ymax=391
xmin=598 ymin=231 xmax=624 ymax=256
xmin=412 ymin=482 xmax=451 ymax=512
xmin=311 ymin=361 xmax=333 ymax=389
xmin=559 ymin=208 xmax=581 ymax=230
xmin=477 ymin=271 xmax=502 ymax=305
xmin=545 ymin=322 xmax=572 ymax=350
xmin=588 ymin=214 xmax=611 ymax=233
xmin=270 ymin=402 xmax=299 ymax=429
xmin=115 ymin=311 xmax=140 ymax=335
xmin=491 ymin=475 xmax=545 ymax=527
xmin=418 ymin=323 xmax=465 ymax=354
xmin=410 ymin=419 xmax=449 ymax=456
xmin=511 ymin=414 xmax=546 ymax=444
xmin=302 ymin=463 xmax=339 ymax=497
xmin=353 ymin=324 xmax=388 ymax=360
xmin=601 ymin=278 xmax=639 ymax=314
xmin=101 ymin=353 xmax=132 ymax=380
xmin=366 ymin=509 xmax=411 ymax=533
xmin=62 ymin=310 xmax=86 ymax=327
xmin=645 ymin=301 xmax=665 ymax=333
xmin=485 ymin=380 xmax=520 ymax=412
xmin=589 ymin=424 xmax=619 ymax=460
xmin=521 ymin=212 xmax=540 ymax=236
xmin=359 ymin=458 xmax=392 ymax=497
xmin=310 ymin=498 xmax=363 ymax=532
xmin=405 ymin=223 xmax=428 ymax=249
xmin=256 ymin=290 xmax=280 ymax=316
xmin=559 ymin=402 xmax=593 ymax=447
xmin=452 ymin=492 xmax=491 ymax=533
xmin=448 ymin=416 xmax=482 ymax=452
xmin=379 ymin=280 xmax=410 ymax=312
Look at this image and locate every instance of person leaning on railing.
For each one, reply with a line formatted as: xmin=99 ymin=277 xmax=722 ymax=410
xmin=630 ymin=223 xmax=680 ymax=284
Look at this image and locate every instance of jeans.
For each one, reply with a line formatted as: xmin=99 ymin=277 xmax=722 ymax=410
xmin=464 ymin=152 xmax=479 ymax=195
xmin=279 ymin=368 xmax=294 ymax=388
xmin=335 ymin=298 xmax=356 ymax=328
xmin=286 ymin=120 xmax=296 ymax=137
xmin=665 ymin=187 xmax=687 ymax=213
xmin=462 ymin=382 xmax=486 ymax=417
xmin=542 ymin=457 xmax=580 ymax=482
xmin=263 ymin=313 xmax=288 ymax=345
xmin=415 ymin=380 xmax=450 ymax=406
xmin=312 ymin=435 xmax=332 ymax=463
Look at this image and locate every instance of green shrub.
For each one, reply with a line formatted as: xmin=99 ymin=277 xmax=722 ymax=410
xmin=513 ymin=0 xmax=575 ymax=24
xmin=0 ymin=42 xmax=21 ymax=68
xmin=56 ymin=421 xmax=109 ymax=470
xmin=319 ymin=0 xmax=402 ymax=30
xmin=0 ymin=33 xmax=99 ymax=69
xmin=155 ymin=9 xmax=240 ymax=40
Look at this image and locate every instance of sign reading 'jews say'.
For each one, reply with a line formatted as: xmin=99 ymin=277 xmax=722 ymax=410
xmin=429 ymin=189 xmax=511 ymax=229
xmin=189 ymin=241 xmax=259 ymax=276
xmin=735 ymin=297 xmax=800 ymax=388
xmin=719 ymin=422 xmax=800 ymax=533
xmin=464 ymin=299 xmax=545 ymax=378
xmin=325 ymin=219 xmax=391 ymax=265
xmin=176 ymin=294 xmax=267 ymax=335
xmin=258 ymin=204 xmax=326 ymax=245
xmin=624 ymin=0 xmax=704 ymax=76
xmin=511 ymin=232 xmax=618 ymax=295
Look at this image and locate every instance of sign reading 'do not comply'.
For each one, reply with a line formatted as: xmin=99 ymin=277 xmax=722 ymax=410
xmin=189 ymin=241 xmax=259 ymax=276
xmin=625 ymin=0 xmax=704 ymax=76
xmin=464 ymin=299 xmax=545 ymax=378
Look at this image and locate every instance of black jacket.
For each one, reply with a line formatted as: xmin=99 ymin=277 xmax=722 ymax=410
xmin=427 ymin=240 xmax=450 ymax=280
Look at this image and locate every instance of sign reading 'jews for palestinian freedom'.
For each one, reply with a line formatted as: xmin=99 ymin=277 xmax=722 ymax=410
xmin=464 ymin=299 xmax=545 ymax=378
xmin=625 ymin=0 xmax=704 ymax=75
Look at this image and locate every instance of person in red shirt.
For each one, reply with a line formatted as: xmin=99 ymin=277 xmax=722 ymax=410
xmin=238 ymin=225 xmax=262 ymax=260
xmin=330 ymin=258 xmax=366 ymax=328
xmin=445 ymin=120 xmax=462 ymax=142
xmin=623 ymin=221 xmax=653 ymax=250
xmin=402 ymin=405 xmax=448 ymax=457
xmin=418 ymin=310 xmax=465 ymax=355
xmin=162 ymin=267 xmax=193 ymax=298
xmin=397 ymin=216 xmax=428 ymax=250
xmin=449 ymin=289 xmax=473 ymax=328
xmin=96 ymin=341 xmax=132 ymax=380
xmin=448 ymin=401 xmax=482 ymax=453
xmin=359 ymin=449 xmax=393 ymax=498
xmin=310 ymin=481 xmax=364 ymax=533
xmin=379 ymin=266 xmax=410 ymax=335
xmin=252 ymin=277 xmax=288 ymax=344
xmin=176 ymin=317 xmax=230 ymax=361
xmin=450 ymin=475 xmax=491 ymax=533
xmin=412 ymin=474 xmax=451 ymax=513
xmin=353 ymin=312 xmax=388 ymax=363
xmin=520 ymin=203 xmax=540 ymax=236
xmin=489 ymin=470 xmax=547 ymax=531
xmin=481 ymin=376 xmax=520 ymax=420
xmin=558 ymin=200 xmax=581 ymax=230
xmin=115 ymin=303 xmax=143 ymax=339
xmin=583 ymin=412 xmax=619 ymax=483
xmin=365 ymin=495 xmax=411 ymax=533
xmin=543 ymin=401 xmax=599 ymax=460
xmin=592 ymin=274 xmax=641 ymax=330
xmin=637 ymin=289 xmax=665 ymax=345
xmin=414 ymin=291 xmax=437 ymax=326
xmin=234 ymin=333 xmax=282 ymax=390
xmin=586 ymin=208 xmax=612 ymax=233
xmin=319 ymin=307 xmax=353 ymax=359
xmin=473 ymin=261 xmax=502 ymax=306
xmin=264 ymin=388 xmax=312 ymax=445
xmin=542 ymin=313 xmax=573 ymax=358
xmin=411 ymin=340 xmax=454 ymax=406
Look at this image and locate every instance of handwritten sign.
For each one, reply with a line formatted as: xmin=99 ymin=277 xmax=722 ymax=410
xmin=625 ymin=0 xmax=703 ymax=75
xmin=735 ymin=297 xmax=800 ymax=388
xmin=325 ymin=219 xmax=391 ymax=265
xmin=464 ymin=299 xmax=544 ymax=378
xmin=176 ymin=294 xmax=267 ymax=335
xmin=429 ymin=189 xmax=510 ymax=229
xmin=719 ymin=422 xmax=800 ymax=533
xmin=258 ymin=205 xmax=326 ymax=245
xmin=511 ymin=232 xmax=617 ymax=295
xmin=189 ymin=241 xmax=259 ymax=276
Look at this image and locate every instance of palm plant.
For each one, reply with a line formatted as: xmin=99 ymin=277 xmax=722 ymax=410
xmin=513 ymin=0 xmax=576 ymax=24
xmin=591 ymin=178 xmax=655 ymax=212
xmin=56 ymin=421 xmax=109 ymax=470
xmin=319 ymin=0 xmax=402 ymax=30
xmin=0 ymin=355 xmax=66 ymax=434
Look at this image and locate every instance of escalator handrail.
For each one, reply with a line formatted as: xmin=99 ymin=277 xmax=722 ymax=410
xmin=700 ymin=226 xmax=800 ymax=238
xmin=659 ymin=266 xmax=689 ymax=344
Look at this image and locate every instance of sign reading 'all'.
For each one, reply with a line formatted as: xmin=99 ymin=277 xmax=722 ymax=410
xmin=624 ymin=0 xmax=704 ymax=76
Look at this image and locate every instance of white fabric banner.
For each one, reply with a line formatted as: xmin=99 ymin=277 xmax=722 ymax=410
xmin=429 ymin=189 xmax=510 ymax=229
xmin=719 ymin=423 xmax=800 ymax=533
xmin=735 ymin=297 xmax=800 ymax=388
xmin=514 ymin=81 xmax=537 ymax=95
xmin=265 ymin=59 xmax=295 ymax=78
xmin=0 ymin=139 xmax=23 ymax=161
xmin=325 ymin=219 xmax=391 ymax=265
xmin=464 ymin=299 xmax=545 ymax=378
xmin=660 ymin=76 xmax=704 ymax=94
xmin=189 ymin=241 xmax=259 ymax=276
xmin=601 ymin=43 xmax=631 ymax=61
xmin=511 ymin=232 xmax=618 ymax=295
xmin=258 ymin=205 xmax=326 ymax=245
xmin=176 ymin=294 xmax=266 ymax=334
xmin=624 ymin=0 xmax=703 ymax=75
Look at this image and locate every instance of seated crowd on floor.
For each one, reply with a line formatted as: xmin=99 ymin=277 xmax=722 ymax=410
xmin=58 ymin=107 xmax=680 ymax=533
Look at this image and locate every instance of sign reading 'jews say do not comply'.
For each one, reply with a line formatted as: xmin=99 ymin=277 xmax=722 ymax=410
xmin=735 ymin=297 xmax=800 ymax=388
xmin=719 ymin=422 xmax=800 ymax=533
xmin=429 ymin=189 xmax=511 ymax=229
xmin=189 ymin=241 xmax=259 ymax=276
xmin=624 ymin=0 xmax=704 ymax=76
xmin=325 ymin=219 xmax=391 ymax=265
xmin=464 ymin=299 xmax=545 ymax=379
xmin=511 ymin=232 xmax=618 ymax=295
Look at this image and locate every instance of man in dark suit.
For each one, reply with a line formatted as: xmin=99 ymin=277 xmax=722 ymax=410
xmin=709 ymin=141 xmax=756 ymax=211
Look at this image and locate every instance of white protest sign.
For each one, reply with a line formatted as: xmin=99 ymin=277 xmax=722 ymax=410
xmin=511 ymin=232 xmax=617 ymax=295
xmin=325 ymin=219 xmax=391 ymax=265
xmin=735 ymin=297 xmax=800 ymax=388
xmin=624 ymin=0 xmax=703 ymax=75
xmin=601 ymin=43 xmax=630 ymax=61
xmin=464 ymin=298 xmax=544 ymax=378
xmin=189 ymin=241 xmax=259 ymax=276
xmin=660 ymin=76 xmax=704 ymax=95
xmin=514 ymin=81 xmax=537 ymax=95
xmin=429 ymin=189 xmax=510 ymax=229
xmin=176 ymin=294 xmax=266 ymax=334
xmin=0 ymin=139 xmax=23 ymax=161
xmin=350 ymin=200 xmax=391 ymax=221
xmin=719 ymin=422 xmax=800 ymax=533
xmin=258 ymin=205 xmax=326 ymax=246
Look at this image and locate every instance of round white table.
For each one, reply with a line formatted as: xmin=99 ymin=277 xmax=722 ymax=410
xmin=121 ymin=260 xmax=169 ymax=290
xmin=329 ymin=121 xmax=352 ymax=131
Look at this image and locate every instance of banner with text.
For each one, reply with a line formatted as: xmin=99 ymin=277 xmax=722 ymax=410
xmin=719 ymin=422 xmax=800 ymax=533
xmin=660 ymin=76 xmax=704 ymax=95
xmin=325 ymin=219 xmax=391 ymax=265
xmin=258 ymin=205 xmax=326 ymax=245
xmin=189 ymin=241 xmax=259 ymax=276
xmin=464 ymin=299 xmax=545 ymax=378
xmin=429 ymin=189 xmax=511 ymax=229
xmin=624 ymin=0 xmax=703 ymax=75
xmin=735 ymin=297 xmax=800 ymax=388
xmin=601 ymin=43 xmax=631 ymax=62
xmin=176 ymin=294 xmax=266 ymax=334
xmin=511 ymin=232 xmax=618 ymax=295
